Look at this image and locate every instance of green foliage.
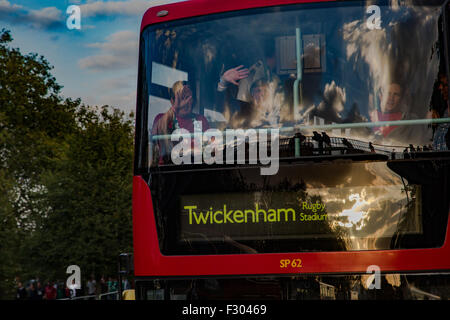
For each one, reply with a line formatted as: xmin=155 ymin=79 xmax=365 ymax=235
xmin=0 ymin=144 xmax=19 ymax=299
xmin=0 ymin=29 xmax=134 ymax=298
xmin=29 ymin=106 xmax=134 ymax=281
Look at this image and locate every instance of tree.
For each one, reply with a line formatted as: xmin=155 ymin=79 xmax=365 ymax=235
xmin=0 ymin=29 xmax=134 ymax=298
xmin=0 ymin=113 xmax=20 ymax=298
xmin=29 ymin=106 xmax=134 ymax=281
xmin=0 ymin=29 xmax=79 ymax=232
xmin=0 ymin=28 xmax=79 ymax=297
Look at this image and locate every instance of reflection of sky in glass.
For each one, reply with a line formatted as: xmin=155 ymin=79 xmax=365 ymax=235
xmin=304 ymin=161 xmax=421 ymax=250
xmin=308 ymin=186 xmax=409 ymax=233
xmin=339 ymin=193 xmax=369 ymax=230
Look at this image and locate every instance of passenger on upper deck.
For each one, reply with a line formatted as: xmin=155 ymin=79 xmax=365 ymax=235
xmin=152 ymin=81 xmax=209 ymax=135
xmin=216 ymin=41 xmax=284 ymax=129
xmin=217 ymin=41 xmax=280 ymax=104
xmin=369 ymin=81 xmax=430 ymax=144
xmin=227 ymin=79 xmax=281 ymax=128
xmin=370 ymin=82 xmax=404 ymax=137
xmin=151 ymin=81 xmax=209 ymax=163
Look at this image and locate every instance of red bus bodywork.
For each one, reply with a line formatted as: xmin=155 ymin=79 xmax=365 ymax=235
xmin=140 ymin=0 xmax=336 ymax=32
xmin=133 ymin=172 xmax=450 ymax=276
xmin=134 ymin=0 xmax=450 ymax=278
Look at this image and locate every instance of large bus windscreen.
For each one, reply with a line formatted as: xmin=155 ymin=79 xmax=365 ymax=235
xmin=136 ymin=0 xmax=450 ymax=256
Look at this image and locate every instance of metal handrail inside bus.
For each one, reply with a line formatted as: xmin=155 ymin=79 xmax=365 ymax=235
xmin=150 ymin=118 xmax=450 ymax=141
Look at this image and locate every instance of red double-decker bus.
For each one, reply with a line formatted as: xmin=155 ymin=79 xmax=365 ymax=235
xmin=132 ymin=0 xmax=450 ymax=300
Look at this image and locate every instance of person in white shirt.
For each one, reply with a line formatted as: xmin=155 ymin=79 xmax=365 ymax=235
xmin=87 ymin=276 xmax=97 ymax=298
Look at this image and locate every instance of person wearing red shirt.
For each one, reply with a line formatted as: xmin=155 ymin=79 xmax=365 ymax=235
xmin=44 ymin=281 xmax=57 ymax=300
xmin=371 ymin=82 xmax=404 ymax=137
xmin=370 ymin=82 xmax=431 ymax=144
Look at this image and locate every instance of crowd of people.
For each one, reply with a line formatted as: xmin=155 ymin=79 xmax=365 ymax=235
xmin=15 ymin=275 xmax=132 ymax=300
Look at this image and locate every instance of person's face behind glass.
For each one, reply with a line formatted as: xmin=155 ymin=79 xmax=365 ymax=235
xmin=381 ymin=83 xmax=402 ymax=113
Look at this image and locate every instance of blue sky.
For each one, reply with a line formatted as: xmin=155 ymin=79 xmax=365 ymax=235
xmin=1 ymin=0 xmax=181 ymax=115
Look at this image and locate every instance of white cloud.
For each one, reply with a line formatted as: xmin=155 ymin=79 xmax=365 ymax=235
xmin=0 ymin=0 xmax=23 ymax=22
xmin=0 ymin=0 xmax=184 ymax=30
xmin=100 ymin=74 xmax=136 ymax=90
xmin=27 ymin=7 xmax=63 ymax=29
xmin=79 ymin=54 xmax=130 ymax=70
xmin=79 ymin=30 xmax=138 ymax=71
xmin=77 ymin=29 xmax=138 ymax=111
xmin=80 ymin=0 xmax=182 ymax=18
xmin=0 ymin=0 xmax=22 ymax=12
xmin=87 ymin=30 xmax=137 ymax=55
xmin=0 ymin=0 xmax=64 ymax=30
